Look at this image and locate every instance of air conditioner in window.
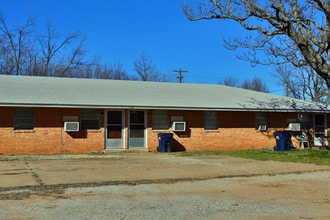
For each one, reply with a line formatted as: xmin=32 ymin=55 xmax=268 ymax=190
xmin=257 ymin=125 xmax=267 ymax=131
xmin=64 ymin=122 xmax=79 ymax=132
xmin=287 ymin=123 xmax=300 ymax=131
xmin=172 ymin=121 xmax=186 ymax=132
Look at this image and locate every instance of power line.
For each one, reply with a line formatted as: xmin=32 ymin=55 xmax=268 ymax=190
xmin=173 ymin=69 xmax=188 ymax=83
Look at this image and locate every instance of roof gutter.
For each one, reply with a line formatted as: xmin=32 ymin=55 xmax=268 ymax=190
xmin=1 ymin=103 xmax=329 ymax=113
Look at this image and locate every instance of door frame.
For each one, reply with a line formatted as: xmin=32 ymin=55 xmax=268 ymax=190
xmin=104 ymin=110 xmax=125 ymax=149
xmin=128 ymin=110 xmax=147 ymax=148
xmin=313 ymin=113 xmax=327 ymax=147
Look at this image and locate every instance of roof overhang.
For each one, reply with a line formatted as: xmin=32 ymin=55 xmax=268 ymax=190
xmin=1 ymin=103 xmax=329 ymax=113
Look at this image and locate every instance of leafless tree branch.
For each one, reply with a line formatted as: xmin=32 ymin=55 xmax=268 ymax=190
xmin=182 ymin=0 xmax=330 ymax=101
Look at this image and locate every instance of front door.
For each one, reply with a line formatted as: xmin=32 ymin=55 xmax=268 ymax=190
xmin=106 ymin=111 xmax=124 ymax=149
xmin=314 ymin=114 xmax=327 ymax=146
xmin=129 ymin=111 xmax=145 ymax=148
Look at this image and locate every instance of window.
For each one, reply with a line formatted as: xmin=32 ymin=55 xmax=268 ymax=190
xmin=314 ymin=114 xmax=325 ymax=133
xmin=14 ymin=108 xmax=34 ymax=130
xmin=204 ymin=111 xmax=218 ymax=130
xmin=255 ymin=112 xmax=267 ymax=130
xmin=298 ymin=113 xmax=309 ymax=130
xmin=152 ymin=110 xmax=169 ymax=130
xmin=81 ymin=109 xmax=100 ymax=130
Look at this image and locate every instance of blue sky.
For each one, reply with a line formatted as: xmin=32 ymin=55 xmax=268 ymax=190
xmin=1 ymin=0 xmax=280 ymax=94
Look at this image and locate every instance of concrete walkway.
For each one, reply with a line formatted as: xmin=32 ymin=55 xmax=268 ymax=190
xmin=0 ymin=152 xmax=329 ymax=189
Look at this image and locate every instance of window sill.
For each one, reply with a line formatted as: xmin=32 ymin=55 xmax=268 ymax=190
xmin=85 ymin=129 xmax=102 ymax=133
xmin=256 ymin=130 xmax=268 ymax=132
xmin=152 ymin=129 xmax=170 ymax=133
xmin=14 ymin=129 xmax=35 ymax=133
xmin=204 ymin=129 xmax=220 ymax=133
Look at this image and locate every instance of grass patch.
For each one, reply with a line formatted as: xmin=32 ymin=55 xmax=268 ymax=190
xmin=173 ymin=149 xmax=330 ymax=166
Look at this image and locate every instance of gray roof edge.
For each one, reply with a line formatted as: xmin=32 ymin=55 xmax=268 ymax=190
xmin=1 ymin=75 xmax=329 ymax=112
xmin=1 ymin=103 xmax=329 ymax=113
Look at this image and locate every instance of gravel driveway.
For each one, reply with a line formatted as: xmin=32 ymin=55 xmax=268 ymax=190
xmin=0 ymin=170 xmax=329 ymax=219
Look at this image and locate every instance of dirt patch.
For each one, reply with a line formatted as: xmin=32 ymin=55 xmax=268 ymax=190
xmin=0 ymin=169 xmax=329 ymax=201
xmin=1 ymin=171 xmax=329 ymax=219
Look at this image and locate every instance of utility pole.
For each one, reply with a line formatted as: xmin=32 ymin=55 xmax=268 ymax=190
xmin=173 ymin=69 xmax=188 ymax=83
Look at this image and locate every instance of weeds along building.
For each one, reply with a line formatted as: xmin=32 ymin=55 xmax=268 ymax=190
xmin=0 ymin=74 xmax=329 ymax=155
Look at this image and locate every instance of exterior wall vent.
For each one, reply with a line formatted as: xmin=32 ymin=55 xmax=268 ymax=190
xmin=172 ymin=121 xmax=186 ymax=132
xmin=64 ymin=122 xmax=79 ymax=132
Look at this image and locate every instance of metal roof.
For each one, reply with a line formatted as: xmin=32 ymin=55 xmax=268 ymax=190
xmin=0 ymin=74 xmax=328 ymax=112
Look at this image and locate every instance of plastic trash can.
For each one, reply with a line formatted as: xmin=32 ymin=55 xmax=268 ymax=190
xmin=274 ymin=131 xmax=292 ymax=151
xmin=157 ymin=133 xmax=173 ymax=152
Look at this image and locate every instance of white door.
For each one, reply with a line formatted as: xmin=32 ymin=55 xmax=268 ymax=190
xmin=106 ymin=111 xmax=124 ymax=149
xmin=128 ymin=111 xmax=145 ymax=148
xmin=314 ymin=114 xmax=327 ymax=146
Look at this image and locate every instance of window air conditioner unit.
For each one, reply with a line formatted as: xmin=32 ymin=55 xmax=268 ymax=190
xmin=287 ymin=123 xmax=300 ymax=131
xmin=257 ymin=125 xmax=267 ymax=131
xmin=172 ymin=121 xmax=186 ymax=132
xmin=64 ymin=122 xmax=79 ymax=132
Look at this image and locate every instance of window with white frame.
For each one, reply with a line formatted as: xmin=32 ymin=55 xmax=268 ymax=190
xmin=204 ymin=111 xmax=218 ymax=130
xmin=255 ymin=112 xmax=267 ymax=131
xmin=152 ymin=110 xmax=169 ymax=130
xmin=81 ymin=109 xmax=100 ymax=130
xmin=14 ymin=108 xmax=34 ymax=130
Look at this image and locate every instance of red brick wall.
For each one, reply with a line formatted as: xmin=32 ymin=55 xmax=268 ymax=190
xmin=1 ymin=107 xmax=327 ymax=154
xmin=147 ymin=110 xmax=316 ymax=152
xmin=0 ymin=107 xmax=104 ymax=155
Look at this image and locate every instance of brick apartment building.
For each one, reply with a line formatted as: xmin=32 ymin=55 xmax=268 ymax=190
xmin=0 ymin=75 xmax=329 ymax=155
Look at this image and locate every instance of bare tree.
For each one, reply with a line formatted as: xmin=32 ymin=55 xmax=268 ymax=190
xmin=93 ymin=63 xmax=134 ymax=80
xmin=220 ymin=76 xmax=239 ymax=87
xmin=133 ymin=52 xmax=172 ymax=82
xmin=0 ymin=13 xmax=35 ymax=75
xmin=241 ymin=77 xmax=269 ymax=93
xmin=220 ymin=76 xmax=269 ymax=92
xmin=274 ymin=65 xmax=328 ymax=103
xmin=0 ymin=12 xmax=93 ymax=78
xmin=133 ymin=52 xmax=157 ymax=81
xmin=37 ymin=21 xmax=90 ymax=77
xmin=182 ymin=0 xmax=330 ymax=101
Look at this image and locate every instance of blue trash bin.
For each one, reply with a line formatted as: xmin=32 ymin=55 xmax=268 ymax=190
xmin=157 ymin=133 xmax=173 ymax=152
xmin=274 ymin=131 xmax=292 ymax=151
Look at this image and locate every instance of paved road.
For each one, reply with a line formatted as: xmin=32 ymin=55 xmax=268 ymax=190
xmin=0 ymin=152 xmax=328 ymax=189
xmin=0 ymin=152 xmax=329 ymax=219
